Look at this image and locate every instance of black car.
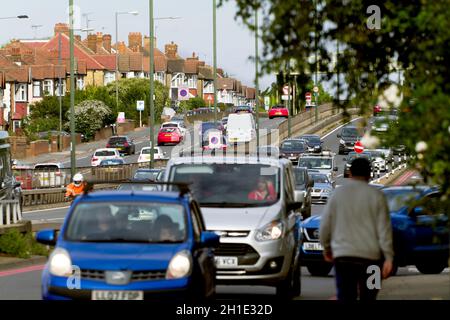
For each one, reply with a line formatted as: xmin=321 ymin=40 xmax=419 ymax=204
xmin=106 ymin=136 xmax=136 ymax=155
xmin=233 ymin=105 xmax=253 ymax=114
xmin=279 ymin=139 xmax=308 ymax=164
xmin=343 ymin=151 xmax=373 ymax=178
xmin=337 ymin=126 xmax=361 ymax=155
xmin=299 ymin=134 xmax=323 ymax=153
xmin=293 ymin=167 xmax=313 ymax=219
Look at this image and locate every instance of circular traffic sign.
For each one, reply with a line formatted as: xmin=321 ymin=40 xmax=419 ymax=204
xmin=180 ymin=89 xmax=188 ymax=97
xmin=313 ymin=86 xmax=319 ymax=93
xmin=305 ymin=92 xmax=312 ymax=99
xmin=354 ymin=141 xmax=364 ymax=153
xmin=210 ymin=136 xmax=219 ymax=145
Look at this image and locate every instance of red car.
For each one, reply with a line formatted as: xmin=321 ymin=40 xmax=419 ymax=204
xmin=157 ymin=127 xmax=183 ymax=146
xmin=373 ymin=105 xmax=382 ymax=115
xmin=268 ymin=106 xmax=289 ymax=119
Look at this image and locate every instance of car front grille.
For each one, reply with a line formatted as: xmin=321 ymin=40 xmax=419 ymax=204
xmin=80 ymin=269 xmax=166 ymax=282
xmin=215 ymin=243 xmax=260 ymax=265
xmin=306 ymin=228 xmax=319 ymax=240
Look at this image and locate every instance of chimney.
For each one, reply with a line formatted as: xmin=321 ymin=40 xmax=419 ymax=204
xmin=144 ymin=36 xmax=157 ymax=55
xmin=117 ymin=41 xmax=127 ymax=54
xmin=74 ymin=35 xmax=81 ymax=42
xmin=87 ymin=34 xmax=97 ymax=53
xmin=96 ymin=32 xmax=104 ymax=52
xmin=54 ymin=23 xmax=70 ymax=36
xmin=187 ymin=52 xmax=199 ymax=61
xmin=103 ymin=34 xmax=112 ymax=53
xmin=165 ymin=41 xmax=178 ymax=59
xmin=128 ymin=32 xmax=142 ymax=51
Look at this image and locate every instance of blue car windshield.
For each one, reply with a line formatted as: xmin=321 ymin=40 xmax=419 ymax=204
xmin=65 ymin=202 xmax=187 ymax=243
xmin=383 ymin=190 xmax=421 ymax=212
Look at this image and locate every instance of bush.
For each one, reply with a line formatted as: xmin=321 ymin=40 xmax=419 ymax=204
xmin=0 ymin=229 xmax=50 ymax=259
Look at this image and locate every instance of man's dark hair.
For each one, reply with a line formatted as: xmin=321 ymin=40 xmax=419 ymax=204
xmin=350 ymin=158 xmax=372 ymax=178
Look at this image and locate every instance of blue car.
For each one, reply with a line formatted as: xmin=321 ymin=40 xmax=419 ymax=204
xmin=300 ymin=185 xmax=449 ymax=276
xmin=36 ymin=185 xmax=219 ymax=300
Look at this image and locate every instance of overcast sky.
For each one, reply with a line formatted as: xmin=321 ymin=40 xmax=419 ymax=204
xmin=0 ymin=0 xmax=274 ymax=89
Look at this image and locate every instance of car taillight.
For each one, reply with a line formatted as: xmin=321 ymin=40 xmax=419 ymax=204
xmin=92 ymin=157 xmax=98 ymax=162
xmin=106 ymin=143 xmax=110 ymax=148
xmin=124 ymin=142 xmax=129 ymax=147
xmin=55 ymin=171 xmax=61 ymax=176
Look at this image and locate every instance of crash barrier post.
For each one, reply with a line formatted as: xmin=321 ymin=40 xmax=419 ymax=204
xmin=0 ymin=200 xmax=22 ymax=226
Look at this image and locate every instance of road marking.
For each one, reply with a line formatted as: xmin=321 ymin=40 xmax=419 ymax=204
xmin=336 ymin=174 xmax=343 ymax=178
xmin=24 ymin=206 xmax=70 ymax=214
xmin=394 ymin=170 xmax=416 ymax=186
xmin=321 ymin=117 xmax=363 ymax=140
xmin=0 ymin=264 xmax=45 ymax=278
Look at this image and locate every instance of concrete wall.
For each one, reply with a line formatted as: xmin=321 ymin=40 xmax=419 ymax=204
xmin=117 ymin=120 xmax=136 ymax=136
xmin=95 ymin=126 xmax=114 ymax=141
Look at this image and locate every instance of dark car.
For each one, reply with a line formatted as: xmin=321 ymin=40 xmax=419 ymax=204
xmin=233 ymin=105 xmax=253 ymax=114
xmin=133 ymin=169 xmax=163 ymax=182
xmin=298 ymin=134 xmax=323 ymax=153
xmin=106 ymin=136 xmax=136 ymax=155
xmin=279 ymin=139 xmax=308 ymax=165
xmin=343 ymin=151 xmax=373 ymax=178
xmin=337 ymin=126 xmax=361 ymax=155
xmin=199 ymin=122 xmax=225 ymax=146
xmin=293 ymin=167 xmax=313 ymax=219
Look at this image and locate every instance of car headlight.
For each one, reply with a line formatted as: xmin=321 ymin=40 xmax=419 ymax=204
xmin=49 ymin=248 xmax=72 ymax=277
xmin=339 ymin=139 xmax=345 ymax=145
xmin=255 ymin=221 xmax=284 ymax=241
xmin=323 ymin=189 xmax=331 ymax=194
xmin=166 ymin=250 xmax=192 ymax=279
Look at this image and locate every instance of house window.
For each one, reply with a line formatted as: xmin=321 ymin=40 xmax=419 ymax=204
xmin=55 ymin=81 xmax=66 ymax=96
xmin=171 ymin=73 xmax=184 ymax=88
xmin=104 ymin=72 xmax=116 ymax=85
xmin=187 ymin=75 xmax=197 ymax=89
xmin=15 ymin=84 xmax=27 ymax=101
xmin=43 ymin=80 xmax=53 ymax=96
xmin=126 ymin=72 xmax=135 ymax=79
xmin=154 ymin=72 xmax=165 ymax=84
xmin=13 ymin=120 xmax=21 ymax=131
xmin=33 ymin=81 xmax=41 ymax=97
xmin=203 ymin=81 xmax=214 ymax=93
xmin=77 ymin=76 xmax=84 ymax=90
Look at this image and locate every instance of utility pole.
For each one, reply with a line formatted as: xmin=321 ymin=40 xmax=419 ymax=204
xmin=287 ymin=59 xmax=291 ymax=138
xmin=213 ymin=0 xmax=218 ymax=124
xmin=314 ymin=0 xmax=319 ymax=123
xmin=69 ymin=0 xmax=76 ymax=177
xmin=58 ymin=32 xmax=63 ymax=151
xmin=149 ymin=0 xmax=155 ymax=168
xmin=255 ymin=6 xmax=260 ymax=152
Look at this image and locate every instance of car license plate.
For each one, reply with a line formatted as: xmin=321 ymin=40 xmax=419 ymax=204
xmin=229 ymin=138 xmax=238 ymax=142
xmin=289 ymin=156 xmax=297 ymax=160
xmin=92 ymin=290 xmax=143 ymax=300
xmin=303 ymin=242 xmax=323 ymax=251
xmin=215 ymin=256 xmax=238 ymax=268
xmin=164 ymin=134 xmax=171 ymax=137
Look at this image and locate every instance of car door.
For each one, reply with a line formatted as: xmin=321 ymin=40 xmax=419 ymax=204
xmin=410 ymin=192 xmax=449 ymax=251
xmin=190 ymin=200 xmax=216 ymax=296
xmin=284 ymin=166 xmax=299 ymax=248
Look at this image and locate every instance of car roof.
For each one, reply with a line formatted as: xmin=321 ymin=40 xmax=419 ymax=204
xmin=76 ymin=191 xmax=189 ymax=203
xmin=95 ymin=148 xmax=119 ymax=152
xmin=168 ymin=155 xmax=289 ymax=167
xmin=135 ymin=168 xmax=161 ymax=172
xmin=34 ymin=162 xmax=63 ymax=167
xmin=301 ymin=134 xmax=320 ymax=138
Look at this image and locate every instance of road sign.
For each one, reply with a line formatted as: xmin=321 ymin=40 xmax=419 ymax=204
xmin=117 ymin=112 xmax=125 ymax=124
xmin=206 ymin=95 xmax=213 ymax=102
xmin=136 ymin=100 xmax=145 ymax=111
xmin=208 ymin=131 xmax=222 ymax=149
xmin=354 ymin=141 xmax=364 ymax=153
xmin=282 ymin=85 xmax=291 ymax=95
xmin=313 ymin=86 xmax=319 ymax=93
xmin=305 ymin=92 xmax=312 ymax=100
xmin=281 ymin=95 xmax=292 ymax=101
xmin=178 ymin=87 xmax=189 ymax=101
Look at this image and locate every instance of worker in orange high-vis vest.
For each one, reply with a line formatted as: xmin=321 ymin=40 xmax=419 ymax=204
xmin=65 ymin=173 xmax=87 ymax=201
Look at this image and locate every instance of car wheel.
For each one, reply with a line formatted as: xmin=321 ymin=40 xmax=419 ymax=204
xmin=306 ymin=263 xmax=333 ymax=277
xmin=276 ymin=258 xmax=297 ymax=299
xmin=338 ymin=149 xmax=343 ymax=155
xmin=415 ymin=263 xmax=447 ymax=275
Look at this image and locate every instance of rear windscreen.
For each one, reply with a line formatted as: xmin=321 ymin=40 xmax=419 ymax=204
xmin=95 ymin=151 xmax=116 ymax=157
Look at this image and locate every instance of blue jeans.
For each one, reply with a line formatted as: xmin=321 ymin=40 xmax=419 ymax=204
xmin=334 ymin=257 xmax=383 ymax=301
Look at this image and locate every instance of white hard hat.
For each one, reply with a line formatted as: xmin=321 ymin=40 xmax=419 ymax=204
xmin=73 ymin=173 xmax=84 ymax=184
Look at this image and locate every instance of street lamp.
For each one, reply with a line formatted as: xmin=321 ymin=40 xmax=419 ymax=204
xmin=115 ymin=10 xmax=139 ymax=110
xmin=213 ymin=0 xmax=218 ymax=124
xmin=69 ymin=0 xmax=76 ymax=177
xmin=255 ymin=6 xmax=260 ymax=153
xmin=0 ymin=15 xmax=29 ymax=20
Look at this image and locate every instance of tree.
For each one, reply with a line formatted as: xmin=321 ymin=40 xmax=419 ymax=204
xmin=66 ymin=100 xmax=112 ymax=140
xmin=222 ymin=0 xmax=450 ymax=209
xmin=179 ymin=97 xmax=207 ymax=111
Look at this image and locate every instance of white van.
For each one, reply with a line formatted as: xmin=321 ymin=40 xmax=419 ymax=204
xmin=226 ymin=113 xmax=256 ymax=143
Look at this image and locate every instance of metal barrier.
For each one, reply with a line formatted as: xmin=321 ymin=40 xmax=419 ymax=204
xmin=0 ymin=200 xmax=22 ymax=226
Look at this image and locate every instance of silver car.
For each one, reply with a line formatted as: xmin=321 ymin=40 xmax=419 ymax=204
xmin=164 ymin=156 xmax=303 ymax=298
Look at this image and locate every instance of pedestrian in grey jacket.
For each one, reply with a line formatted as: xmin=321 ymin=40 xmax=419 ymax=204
xmin=320 ymin=157 xmax=394 ymax=300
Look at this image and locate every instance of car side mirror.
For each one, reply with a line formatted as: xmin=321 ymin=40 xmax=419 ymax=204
xmin=200 ymin=231 xmax=220 ymax=248
xmin=287 ymin=200 xmax=303 ymax=212
xmin=333 ymin=167 xmax=338 ymax=171
xmin=412 ymin=206 xmax=424 ymax=217
xmin=36 ymin=229 xmax=57 ymax=246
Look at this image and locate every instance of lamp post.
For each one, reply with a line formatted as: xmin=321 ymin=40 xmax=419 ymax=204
xmin=255 ymin=6 xmax=260 ymax=152
xmin=69 ymin=0 xmax=76 ymax=177
xmin=213 ymin=0 xmax=218 ymax=124
xmin=115 ymin=10 xmax=139 ymax=111
xmin=0 ymin=15 xmax=29 ymax=20
xmin=149 ymin=0 xmax=155 ymax=168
